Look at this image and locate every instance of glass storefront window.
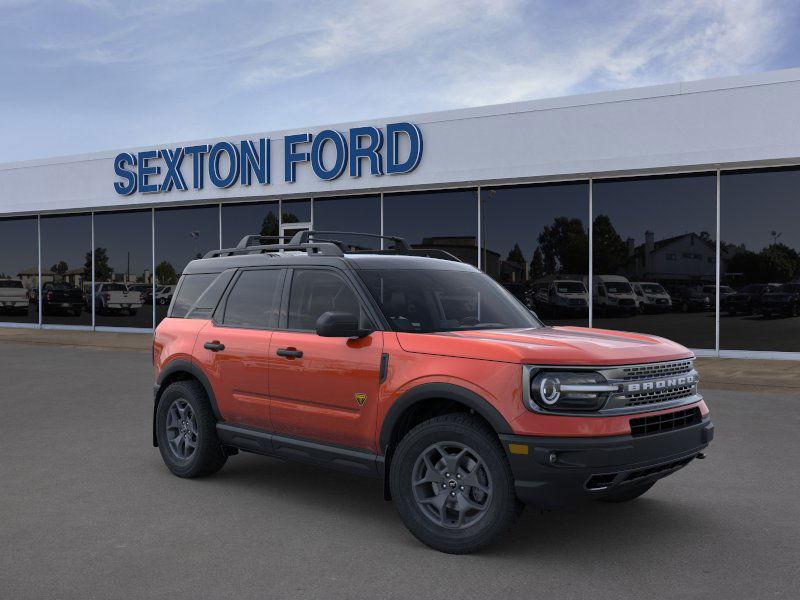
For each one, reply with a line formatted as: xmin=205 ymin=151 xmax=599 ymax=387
xmin=0 ymin=217 xmax=39 ymax=324
xmin=40 ymin=213 xmax=92 ymax=326
xmin=313 ymin=195 xmax=380 ymax=250
xmin=481 ymin=182 xmax=589 ymax=325
xmin=282 ymin=199 xmax=311 ymax=225
xmin=221 ymin=201 xmax=279 ymax=248
xmin=721 ymin=168 xmax=800 ymax=352
xmin=155 ymin=205 xmax=219 ymax=324
xmin=93 ymin=210 xmax=153 ymax=329
xmin=383 ymin=189 xmax=479 ymax=266
xmin=592 ymin=174 xmax=717 ymax=349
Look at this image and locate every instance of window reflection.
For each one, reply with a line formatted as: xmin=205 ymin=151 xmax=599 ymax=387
xmin=313 ymin=195 xmax=380 ymax=250
xmin=40 ymin=214 xmax=92 ymax=326
xmin=384 ymin=190 xmax=478 ymax=266
xmin=0 ymin=217 xmax=39 ymax=324
xmin=221 ymin=201 xmax=279 ymax=248
xmin=481 ymin=183 xmax=589 ymax=326
xmin=155 ymin=205 xmax=219 ymax=324
xmin=721 ymin=168 xmax=800 ymax=351
xmin=592 ymin=174 xmax=717 ymax=349
xmin=93 ymin=210 xmax=153 ymax=329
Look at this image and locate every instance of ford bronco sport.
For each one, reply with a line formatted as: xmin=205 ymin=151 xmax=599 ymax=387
xmin=152 ymin=231 xmax=713 ymax=554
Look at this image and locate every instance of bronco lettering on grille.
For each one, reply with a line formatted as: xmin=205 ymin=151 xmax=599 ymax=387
xmin=625 ymin=373 xmax=696 ymax=393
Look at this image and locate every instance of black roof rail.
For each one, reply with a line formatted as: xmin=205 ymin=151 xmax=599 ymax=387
xmin=290 ymin=230 xmax=411 ymax=253
xmin=203 ymin=241 xmax=344 ymax=259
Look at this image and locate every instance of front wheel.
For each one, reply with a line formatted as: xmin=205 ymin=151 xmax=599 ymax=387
xmin=390 ymin=414 xmax=522 ymax=554
xmin=156 ymin=380 xmax=227 ymax=478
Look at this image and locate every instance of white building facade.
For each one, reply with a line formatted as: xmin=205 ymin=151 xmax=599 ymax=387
xmin=1 ymin=68 xmax=800 ymax=359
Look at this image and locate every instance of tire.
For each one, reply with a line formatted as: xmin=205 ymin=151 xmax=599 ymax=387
xmin=598 ymin=481 xmax=655 ymax=503
xmin=390 ymin=413 xmax=522 ymax=554
xmin=155 ymin=380 xmax=227 ymax=478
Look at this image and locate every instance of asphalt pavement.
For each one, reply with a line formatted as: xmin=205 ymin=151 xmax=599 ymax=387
xmin=0 ymin=342 xmax=798 ymax=600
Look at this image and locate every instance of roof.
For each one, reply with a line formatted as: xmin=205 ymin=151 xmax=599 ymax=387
xmin=183 ymin=251 xmax=478 ymax=275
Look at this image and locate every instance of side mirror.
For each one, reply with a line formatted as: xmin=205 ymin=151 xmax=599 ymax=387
xmin=315 ymin=311 xmax=372 ymax=338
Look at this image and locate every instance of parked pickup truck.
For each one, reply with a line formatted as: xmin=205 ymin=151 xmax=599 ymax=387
xmin=759 ymin=283 xmax=800 ymax=318
xmin=93 ymin=283 xmax=143 ymax=316
xmin=0 ymin=279 xmax=30 ymax=314
xmin=41 ymin=282 xmax=84 ymax=315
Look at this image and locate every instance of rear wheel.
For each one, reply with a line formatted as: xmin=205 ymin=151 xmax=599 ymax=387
xmin=598 ymin=481 xmax=655 ymax=503
xmin=390 ymin=414 xmax=521 ymax=554
xmin=156 ymin=380 xmax=227 ymax=478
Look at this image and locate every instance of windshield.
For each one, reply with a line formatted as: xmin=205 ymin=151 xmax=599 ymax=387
xmin=641 ymin=283 xmax=665 ymax=294
xmin=357 ymin=269 xmax=542 ymax=333
xmin=0 ymin=280 xmax=23 ymax=288
xmin=555 ymin=281 xmax=585 ymax=294
xmin=605 ymin=282 xmax=632 ymax=294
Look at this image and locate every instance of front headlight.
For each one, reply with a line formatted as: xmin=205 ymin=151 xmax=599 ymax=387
xmin=527 ymin=371 xmax=618 ymax=412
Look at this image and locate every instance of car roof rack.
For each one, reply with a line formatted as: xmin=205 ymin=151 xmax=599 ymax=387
xmin=203 ymin=235 xmax=345 ymax=259
xmin=291 ymin=230 xmax=411 ymax=253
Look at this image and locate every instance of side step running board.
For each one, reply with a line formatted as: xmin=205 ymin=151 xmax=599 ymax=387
xmin=216 ymin=423 xmax=384 ymax=478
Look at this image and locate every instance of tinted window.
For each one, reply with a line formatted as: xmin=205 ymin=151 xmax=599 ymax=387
xmin=358 ymin=269 xmax=541 ymax=333
xmin=282 ymin=199 xmax=311 ymax=224
xmin=384 ymin=190 xmax=478 ymax=266
xmin=40 ymin=214 xmax=92 ymax=326
xmin=721 ymin=168 xmax=800 ymax=351
xmin=93 ymin=210 xmax=153 ymax=329
xmin=221 ymin=201 xmax=279 ymax=247
xmin=170 ymin=273 xmax=218 ymax=318
xmin=155 ymin=205 xmax=219 ymax=324
xmin=313 ymin=195 xmax=380 ymax=250
xmin=287 ymin=270 xmax=365 ymax=330
xmin=481 ymin=183 xmax=589 ymax=326
xmin=0 ymin=217 xmax=38 ymax=324
xmin=592 ymin=174 xmax=717 ymax=349
xmin=223 ymin=269 xmax=283 ymax=328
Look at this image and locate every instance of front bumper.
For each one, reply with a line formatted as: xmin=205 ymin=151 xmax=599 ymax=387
xmin=500 ymin=417 xmax=713 ymax=508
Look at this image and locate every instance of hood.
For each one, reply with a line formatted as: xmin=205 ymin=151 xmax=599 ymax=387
xmin=396 ymin=326 xmax=692 ymax=366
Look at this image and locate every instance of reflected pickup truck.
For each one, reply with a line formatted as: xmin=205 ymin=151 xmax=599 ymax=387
xmin=0 ymin=279 xmax=29 ymax=314
xmin=151 ymin=230 xmax=714 ymax=554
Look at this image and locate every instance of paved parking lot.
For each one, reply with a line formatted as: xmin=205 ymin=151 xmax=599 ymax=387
xmin=1 ymin=342 xmax=799 ymax=600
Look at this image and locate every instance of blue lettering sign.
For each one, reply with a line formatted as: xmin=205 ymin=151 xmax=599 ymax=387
xmin=113 ymin=123 xmax=422 ymax=195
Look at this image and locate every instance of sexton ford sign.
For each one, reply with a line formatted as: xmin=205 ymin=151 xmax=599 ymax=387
xmin=112 ymin=122 xmax=423 ymax=196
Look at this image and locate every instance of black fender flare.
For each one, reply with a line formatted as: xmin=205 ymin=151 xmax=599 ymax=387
xmin=378 ymin=382 xmax=512 ymax=453
xmin=153 ymin=359 xmax=222 ymax=446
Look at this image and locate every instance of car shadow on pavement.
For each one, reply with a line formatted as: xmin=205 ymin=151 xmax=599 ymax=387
xmin=175 ymin=452 xmax=721 ymax=558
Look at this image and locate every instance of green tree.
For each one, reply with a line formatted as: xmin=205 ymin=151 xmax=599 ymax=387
xmin=260 ymin=212 xmax=279 ymax=238
xmin=155 ymin=261 xmax=178 ymax=285
xmin=592 ymin=214 xmax=629 ymax=274
xmin=506 ymin=243 xmax=525 ymax=265
xmin=50 ymin=261 xmax=68 ymax=276
xmin=529 ymin=246 xmax=545 ymax=281
xmin=537 ymin=217 xmax=589 ymax=274
xmin=84 ymin=247 xmax=113 ymax=283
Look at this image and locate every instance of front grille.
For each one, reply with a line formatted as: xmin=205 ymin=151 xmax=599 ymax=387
xmin=620 ymin=359 xmax=693 ymax=381
xmin=623 ymin=385 xmax=696 ymax=407
xmin=568 ymin=298 xmax=586 ymax=306
xmin=629 ymin=407 xmax=702 ymax=437
xmin=618 ymin=298 xmax=635 ymax=306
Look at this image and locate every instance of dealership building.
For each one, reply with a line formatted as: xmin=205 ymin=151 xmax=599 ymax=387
xmin=1 ymin=68 xmax=799 ymax=359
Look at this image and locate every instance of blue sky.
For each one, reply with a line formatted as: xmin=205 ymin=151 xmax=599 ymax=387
xmin=1 ymin=0 xmax=798 ymax=162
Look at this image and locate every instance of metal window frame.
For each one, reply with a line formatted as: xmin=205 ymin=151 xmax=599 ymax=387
xmin=3 ymin=164 xmax=800 ymax=359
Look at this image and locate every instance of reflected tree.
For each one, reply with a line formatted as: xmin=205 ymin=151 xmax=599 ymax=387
xmin=84 ymin=247 xmax=112 ymax=282
xmin=156 ymin=261 xmax=178 ymax=285
xmin=51 ymin=261 xmax=68 ymax=276
xmin=537 ymin=217 xmax=589 ymax=274
xmin=592 ymin=214 xmax=628 ymax=274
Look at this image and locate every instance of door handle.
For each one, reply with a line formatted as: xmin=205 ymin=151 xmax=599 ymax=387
xmin=276 ymin=347 xmax=303 ymax=359
xmin=203 ymin=341 xmax=225 ymax=352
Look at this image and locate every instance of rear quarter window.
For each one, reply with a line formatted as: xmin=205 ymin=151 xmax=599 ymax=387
xmin=169 ymin=273 xmax=219 ymax=318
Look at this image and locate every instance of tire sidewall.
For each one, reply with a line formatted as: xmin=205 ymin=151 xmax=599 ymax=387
xmin=156 ymin=382 xmax=213 ymax=477
xmin=390 ymin=417 xmax=516 ymax=553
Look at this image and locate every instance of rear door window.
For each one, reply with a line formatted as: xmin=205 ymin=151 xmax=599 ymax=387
xmin=222 ymin=269 xmax=283 ymax=329
xmin=286 ymin=269 xmax=369 ymax=331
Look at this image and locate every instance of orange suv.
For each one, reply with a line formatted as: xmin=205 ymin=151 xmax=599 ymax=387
xmin=152 ymin=231 xmax=713 ymax=553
